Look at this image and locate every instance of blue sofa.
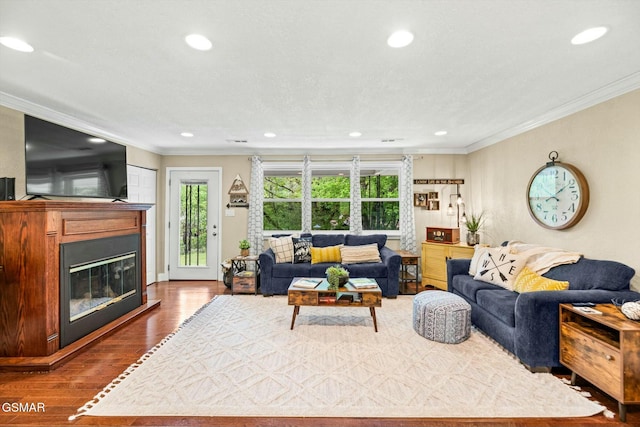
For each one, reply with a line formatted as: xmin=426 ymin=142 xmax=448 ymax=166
xmin=259 ymin=233 xmax=401 ymax=297
xmin=447 ymin=256 xmax=639 ymax=371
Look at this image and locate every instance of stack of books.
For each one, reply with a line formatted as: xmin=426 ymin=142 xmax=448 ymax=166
xmin=349 ymin=278 xmax=378 ymax=289
xmin=292 ymin=278 xmax=322 ymax=289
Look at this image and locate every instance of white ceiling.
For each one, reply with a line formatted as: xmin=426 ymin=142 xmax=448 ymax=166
xmin=1 ymin=0 xmax=639 ymax=156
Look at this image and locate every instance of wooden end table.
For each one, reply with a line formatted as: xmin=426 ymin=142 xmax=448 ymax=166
xmin=396 ymin=250 xmax=420 ymax=294
xmin=287 ymin=278 xmax=382 ymax=332
xmin=230 ymin=255 xmax=260 ymax=295
xmin=560 ymin=303 xmax=640 ymax=422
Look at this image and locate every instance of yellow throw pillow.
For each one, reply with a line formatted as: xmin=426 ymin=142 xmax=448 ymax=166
xmin=310 ymin=245 xmax=342 ymax=264
xmin=514 ymin=266 xmax=570 ymax=293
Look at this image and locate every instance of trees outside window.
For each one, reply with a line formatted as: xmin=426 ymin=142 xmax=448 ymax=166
xmin=263 ymin=162 xmax=400 ymax=233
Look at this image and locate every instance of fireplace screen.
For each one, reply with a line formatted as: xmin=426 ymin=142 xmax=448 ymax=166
xmin=60 ymin=233 xmax=141 ymax=348
xmin=69 ymin=253 xmax=137 ymax=322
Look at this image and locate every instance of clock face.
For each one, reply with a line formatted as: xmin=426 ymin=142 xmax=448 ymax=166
xmin=527 ymin=163 xmax=589 ymax=230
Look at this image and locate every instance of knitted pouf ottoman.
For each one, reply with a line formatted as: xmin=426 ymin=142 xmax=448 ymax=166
xmin=413 ymin=290 xmax=471 ymax=344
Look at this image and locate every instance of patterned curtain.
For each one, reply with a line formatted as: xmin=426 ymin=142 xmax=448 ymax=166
xmin=247 ymin=156 xmax=264 ymax=256
xmin=301 ymin=155 xmax=312 ymax=233
xmin=349 ymin=155 xmax=363 ymax=234
xmin=399 ymin=155 xmax=417 ymax=253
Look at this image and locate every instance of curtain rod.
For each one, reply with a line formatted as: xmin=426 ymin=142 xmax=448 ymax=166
xmin=247 ymin=156 xmax=409 ymax=162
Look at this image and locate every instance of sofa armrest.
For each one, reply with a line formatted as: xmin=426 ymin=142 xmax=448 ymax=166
xmin=514 ymin=289 xmax=640 ymax=368
xmin=258 ymin=249 xmax=276 ymax=295
xmin=447 ymin=259 xmax=471 ymax=292
xmin=379 ymin=246 xmax=401 ymax=296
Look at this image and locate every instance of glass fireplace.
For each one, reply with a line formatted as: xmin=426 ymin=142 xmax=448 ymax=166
xmin=60 ymin=234 xmax=141 ymax=347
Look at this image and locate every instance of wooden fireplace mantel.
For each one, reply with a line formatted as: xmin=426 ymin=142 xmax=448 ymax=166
xmin=0 ymin=200 xmax=159 ymax=371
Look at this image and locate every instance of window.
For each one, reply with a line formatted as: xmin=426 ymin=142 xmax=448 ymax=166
xmin=263 ymin=164 xmax=302 ymax=231
xmin=263 ymin=160 xmax=400 ymax=233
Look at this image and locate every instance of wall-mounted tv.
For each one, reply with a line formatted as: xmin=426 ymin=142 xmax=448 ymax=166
xmin=25 ymin=115 xmax=128 ymax=199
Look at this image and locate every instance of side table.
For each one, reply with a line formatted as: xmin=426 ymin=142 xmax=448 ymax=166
xmin=396 ymin=250 xmax=420 ymax=295
xmin=560 ymin=303 xmax=640 ymax=422
xmin=230 ymin=255 xmax=260 ymax=295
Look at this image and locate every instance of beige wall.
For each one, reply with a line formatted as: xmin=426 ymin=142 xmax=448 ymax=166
xmin=2 ymin=89 xmax=639 ymax=291
xmin=467 ymin=89 xmax=640 ymax=291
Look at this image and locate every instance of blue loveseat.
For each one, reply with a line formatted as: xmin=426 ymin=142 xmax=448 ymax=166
xmin=447 ymin=255 xmax=639 ymax=371
xmin=259 ymin=233 xmax=401 ymax=297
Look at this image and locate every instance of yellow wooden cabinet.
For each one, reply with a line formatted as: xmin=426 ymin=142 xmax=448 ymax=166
xmin=421 ymin=241 xmax=475 ymax=290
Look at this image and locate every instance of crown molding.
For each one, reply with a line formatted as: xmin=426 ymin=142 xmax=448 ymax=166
xmin=465 ymin=72 xmax=640 ymax=154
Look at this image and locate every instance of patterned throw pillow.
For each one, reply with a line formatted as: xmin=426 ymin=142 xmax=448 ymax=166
xmin=310 ymin=245 xmax=342 ymax=264
xmin=514 ymin=266 xmax=569 ymax=293
xmin=269 ymin=235 xmax=294 ymax=263
xmin=473 ymin=248 xmax=526 ymax=291
xmin=340 ymin=244 xmax=382 ymax=264
xmin=292 ymin=237 xmax=312 ymax=263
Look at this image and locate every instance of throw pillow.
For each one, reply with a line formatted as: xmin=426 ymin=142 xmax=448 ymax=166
xmin=473 ymin=248 xmax=526 ymax=291
xmin=292 ymin=236 xmax=312 ymax=263
xmin=269 ymin=235 xmax=294 ymax=263
xmin=468 ymin=245 xmax=491 ymax=276
xmin=340 ymin=243 xmax=382 ymax=264
xmin=514 ymin=266 xmax=569 ymax=293
xmin=310 ymin=245 xmax=342 ymax=264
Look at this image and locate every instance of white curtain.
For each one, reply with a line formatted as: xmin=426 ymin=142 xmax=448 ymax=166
xmin=399 ymin=155 xmax=417 ymax=252
xmin=349 ymin=156 xmax=363 ymax=234
xmin=247 ymin=156 xmax=264 ymax=256
xmin=301 ymin=155 xmax=312 ymax=233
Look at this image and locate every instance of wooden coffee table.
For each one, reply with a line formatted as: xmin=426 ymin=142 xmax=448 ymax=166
xmin=287 ymin=278 xmax=382 ymax=332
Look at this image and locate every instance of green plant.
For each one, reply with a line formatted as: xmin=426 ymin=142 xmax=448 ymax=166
xmin=465 ymin=212 xmax=485 ymax=233
xmin=325 ymin=264 xmax=349 ymax=288
xmin=239 ymin=239 xmax=251 ymax=250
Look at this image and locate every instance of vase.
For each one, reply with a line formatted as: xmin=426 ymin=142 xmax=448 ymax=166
xmin=240 ymin=248 xmax=249 ymax=257
xmin=327 ymin=274 xmax=349 ymax=289
xmin=466 ymin=232 xmax=480 ymax=246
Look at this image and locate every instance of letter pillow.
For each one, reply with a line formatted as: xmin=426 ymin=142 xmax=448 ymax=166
xmin=473 ymin=248 xmax=526 ymax=291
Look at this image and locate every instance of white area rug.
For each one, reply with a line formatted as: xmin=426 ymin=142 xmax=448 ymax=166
xmin=72 ymin=295 xmax=604 ymax=419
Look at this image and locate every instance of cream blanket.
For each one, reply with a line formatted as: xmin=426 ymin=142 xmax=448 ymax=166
xmin=507 ymin=240 xmax=581 ymax=275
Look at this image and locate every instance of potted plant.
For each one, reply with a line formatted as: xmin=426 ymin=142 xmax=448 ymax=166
xmin=325 ymin=264 xmax=349 ymax=290
xmin=239 ymin=239 xmax=251 ymax=257
xmin=464 ymin=212 xmax=484 ymax=246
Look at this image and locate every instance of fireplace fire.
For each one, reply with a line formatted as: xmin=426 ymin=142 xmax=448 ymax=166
xmin=60 ymin=234 xmax=141 ymax=347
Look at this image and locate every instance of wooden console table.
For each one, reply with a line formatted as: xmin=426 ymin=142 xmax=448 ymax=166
xmin=0 ymin=201 xmax=158 ymax=371
xmin=560 ymin=303 xmax=640 ymax=422
xmin=421 ymin=242 xmax=474 ymax=290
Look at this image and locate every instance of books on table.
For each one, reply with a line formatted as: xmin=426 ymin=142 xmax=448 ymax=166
xmin=292 ymin=278 xmax=322 ymax=289
xmin=349 ymin=278 xmax=378 ymax=289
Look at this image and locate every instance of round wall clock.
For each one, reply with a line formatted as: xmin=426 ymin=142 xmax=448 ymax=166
xmin=526 ymin=152 xmax=590 ymax=230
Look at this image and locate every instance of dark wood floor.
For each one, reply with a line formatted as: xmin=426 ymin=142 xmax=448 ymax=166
xmin=0 ymin=281 xmax=635 ymax=427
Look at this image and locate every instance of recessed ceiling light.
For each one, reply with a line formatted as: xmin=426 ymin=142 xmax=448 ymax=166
xmin=571 ymin=27 xmax=608 ymax=45
xmin=349 ymin=131 xmax=362 ymax=137
xmin=88 ymin=137 xmax=106 ymax=143
xmin=434 ymin=130 xmax=447 ymax=136
xmin=387 ymin=30 xmax=414 ymax=48
xmin=264 ymin=132 xmax=276 ymax=138
xmin=185 ymin=34 xmax=212 ymax=51
xmin=0 ymin=36 xmax=34 ymax=52
xmin=181 ymin=132 xmax=194 ymax=137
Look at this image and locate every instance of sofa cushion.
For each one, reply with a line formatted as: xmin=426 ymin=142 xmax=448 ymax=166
xmin=312 ymin=234 xmax=345 ymax=247
xmin=514 ymin=267 xmax=569 ymax=293
xmin=272 ymin=262 xmax=311 ymax=278
xmin=451 ymin=274 xmax=502 ymax=302
xmin=292 ymin=236 xmax=312 ymax=263
xmin=344 ymin=262 xmax=388 ymax=278
xmin=475 ymin=289 xmax=518 ymax=327
xmin=310 ymin=245 xmax=342 ymax=264
xmin=543 ymin=257 xmax=635 ymax=291
xmin=345 ymin=234 xmax=387 ymax=250
xmin=340 ymin=243 xmax=381 ymax=264
xmin=473 ymin=248 xmax=526 ymax=291
xmin=269 ymin=235 xmax=294 ymax=263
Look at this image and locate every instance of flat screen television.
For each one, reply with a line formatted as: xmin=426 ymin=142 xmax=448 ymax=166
xmin=24 ymin=115 xmax=128 ymax=199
